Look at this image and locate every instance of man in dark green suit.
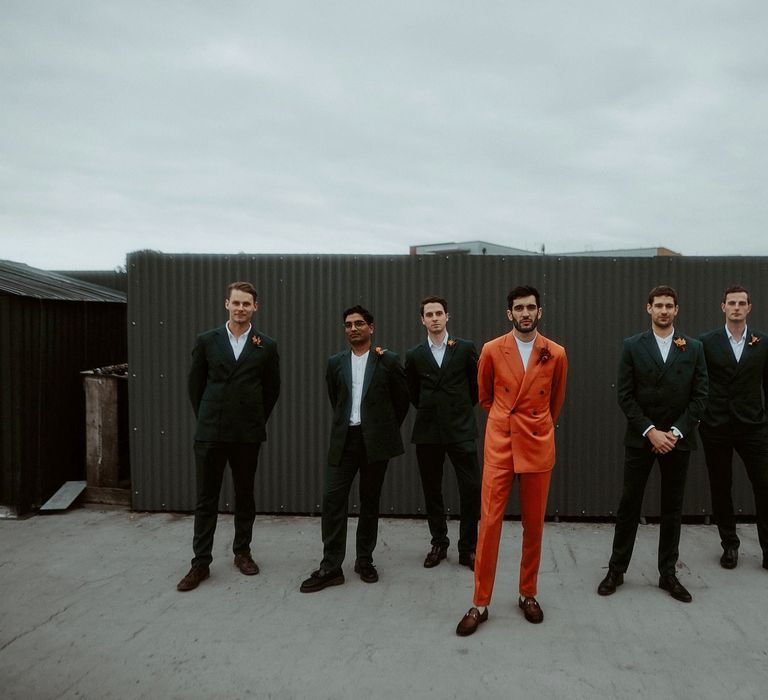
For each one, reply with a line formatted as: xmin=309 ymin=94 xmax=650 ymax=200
xmin=405 ymin=295 xmax=480 ymax=570
xmin=699 ymin=285 xmax=768 ymax=571
xmin=598 ymin=285 xmax=708 ymax=603
xmin=300 ymin=305 xmax=409 ymax=592
xmin=177 ymin=281 xmax=280 ymax=592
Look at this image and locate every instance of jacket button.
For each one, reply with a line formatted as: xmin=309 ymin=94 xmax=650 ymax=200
xmin=504 ymin=387 xmax=509 ymax=392
xmin=540 ymin=390 xmax=544 ymax=395
xmin=532 ymin=410 xmax=537 ymax=415
xmin=533 ymin=431 xmax=537 ymax=435
xmin=510 ymin=409 xmax=515 ymax=414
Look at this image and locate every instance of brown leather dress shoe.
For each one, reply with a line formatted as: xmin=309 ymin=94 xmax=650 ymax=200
xmin=456 ymin=607 xmax=488 ymax=636
xmin=176 ymin=565 xmax=210 ymax=592
xmin=458 ymin=552 xmax=475 ymax=571
xmin=518 ymin=596 xmax=544 ymax=623
xmin=423 ymin=545 xmax=448 ymax=568
xmin=234 ymin=552 xmax=260 ymax=575
xmin=720 ymin=547 xmax=738 ymax=569
xmin=658 ymin=574 xmax=692 ymax=603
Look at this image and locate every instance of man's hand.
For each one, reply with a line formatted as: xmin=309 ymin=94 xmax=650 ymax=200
xmin=647 ymin=427 xmax=678 ymax=454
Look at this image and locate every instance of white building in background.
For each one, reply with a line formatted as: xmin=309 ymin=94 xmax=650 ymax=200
xmin=410 ymin=241 xmax=681 ymax=257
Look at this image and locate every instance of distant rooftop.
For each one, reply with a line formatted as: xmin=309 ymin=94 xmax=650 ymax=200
xmin=0 ymin=260 xmax=127 ymax=302
xmin=410 ymin=241 xmax=681 ymax=257
xmin=410 ymin=241 xmax=539 ymax=256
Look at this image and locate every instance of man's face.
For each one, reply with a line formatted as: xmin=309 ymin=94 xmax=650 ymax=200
xmin=647 ymin=295 xmax=678 ymax=330
xmin=722 ymin=291 xmax=751 ymax=324
xmin=507 ymin=295 xmax=541 ymax=334
xmin=421 ymin=302 xmax=449 ymax=336
xmin=225 ymin=289 xmax=257 ymax=325
xmin=344 ymin=313 xmax=374 ymax=348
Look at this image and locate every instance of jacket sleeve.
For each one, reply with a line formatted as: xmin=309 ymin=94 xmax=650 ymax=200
xmin=466 ymin=342 xmax=479 ymax=406
xmin=404 ymin=350 xmax=421 ymax=408
xmin=187 ymin=335 xmax=207 ymax=417
xmin=672 ymin=340 xmax=709 ymax=437
xmin=477 ymin=343 xmax=494 ymax=413
xmin=388 ymin=353 xmax=411 ymax=425
xmin=549 ymin=349 xmax=568 ymax=422
xmin=617 ymin=339 xmax=653 ymax=436
xmin=325 ymin=357 xmax=338 ymax=408
xmin=262 ymin=343 xmax=281 ymax=421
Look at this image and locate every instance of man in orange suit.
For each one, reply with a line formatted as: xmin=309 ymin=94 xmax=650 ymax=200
xmin=456 ymin=285 xmax=567 ymax=636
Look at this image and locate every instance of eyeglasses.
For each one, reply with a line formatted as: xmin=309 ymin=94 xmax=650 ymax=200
xmin=344 ymin=320 xmax=368 ymax=329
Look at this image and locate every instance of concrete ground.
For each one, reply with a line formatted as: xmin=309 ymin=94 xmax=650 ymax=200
xmin=1 ymin=509 xmax=767 ymax=700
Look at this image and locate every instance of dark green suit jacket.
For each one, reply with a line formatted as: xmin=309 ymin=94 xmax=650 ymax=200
xmin=617 ymin=330 xmax=708 ymax=450
xmin=326 ymin=347 xmax=410 ymax=465
xmin=699 ymin=327 xmax=768 ymax=428
xmin=405 ymin=337 xmax=478 ymax=445
xmin=188 ymin=326 xmax=280 ymax=443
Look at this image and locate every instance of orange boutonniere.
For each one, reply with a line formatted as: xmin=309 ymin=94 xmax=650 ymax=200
xmin=447 ymin=339 xmax=457 ymax=348
xmin=251 ymin=335 xmax=262 ymax=347
xmin=374 ymin=346 xmax=385 ymax=356
xmin=673 ymin=337 xmax=687 ymax=351
xmin=748 ymin=335 xmax=760 ymax=347
xmin=538 ymin=346 xmax=552 ymax=364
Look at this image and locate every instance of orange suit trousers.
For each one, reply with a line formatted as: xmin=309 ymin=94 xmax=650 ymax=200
xmin=473 ymin=463 xmax=551 ymax=605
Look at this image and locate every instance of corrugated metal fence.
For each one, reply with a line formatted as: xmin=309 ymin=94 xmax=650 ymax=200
xmin=128 ymin=251 xmax=768 ymax=517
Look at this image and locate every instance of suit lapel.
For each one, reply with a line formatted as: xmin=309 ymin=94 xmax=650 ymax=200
xmin=639 ymin=332 xmax=665 ymax=370
xmin=362 ymin=349 xmax=377 ymax=397
xmin=420 ymin=340 xmax=441 ymax=372
xmin=440 ymin=339 xmax=458 ymax=373
xmin=342 ymin=350 xmax=353 ymax=394
xmin=215 ymin=327 xmax=237 ymax=367
xmin=237 ymin=329 xmax=258 ymax=364
xmin=501 ymin=332 xmax=526 ymax=405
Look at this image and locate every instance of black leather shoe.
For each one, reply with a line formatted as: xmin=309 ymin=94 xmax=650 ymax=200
xmin=456 ymin=607 xmax=488 ymax=636
xmin=354 ymin=560 xmax=379 ymax=583
xmin=458 ymin=552 xmax=475 ymax=571
xmin=518 ymin=596 xmax=544 ymax=624
xmin=423 ymin=545 xmax=448 ymax=568
xmin=720 ymin=547 xmax=738 ymax=569
xmin=176 ymin=565 xmax=210 ymax=592
xmin=659 ymin=574 xmax=692 ymax=603
xmin=299 ymin=568 xmax=344 ymax=593
xmin=234 ymin=552 xmax=260 ymax=575
xmin=597 ymin=569 xmax=623 ymax=596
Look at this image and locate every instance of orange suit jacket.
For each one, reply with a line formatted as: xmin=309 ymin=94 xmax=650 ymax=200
xmin=478 ymin=331 xmax=568 ymax=472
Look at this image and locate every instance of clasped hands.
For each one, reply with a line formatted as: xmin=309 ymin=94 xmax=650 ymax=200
xmin=647 ymin=427 xmax=678 ymax=454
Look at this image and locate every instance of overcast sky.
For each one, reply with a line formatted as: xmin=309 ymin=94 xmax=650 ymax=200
xmin=2 ymin=1 xmax=766 ymax=270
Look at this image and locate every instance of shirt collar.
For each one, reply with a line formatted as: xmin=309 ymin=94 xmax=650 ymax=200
xmin=653 ymin=328 xmax=674 ymax=344
xmin=428 ymin=331 xmax=448 ymax=349
xmin=725 ymin=324 xmax=747 ymax=342
xmin=226 ymin=322 xmax=252 ymax=342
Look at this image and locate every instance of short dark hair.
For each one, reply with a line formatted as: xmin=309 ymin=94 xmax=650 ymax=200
xmin=722 ymin=285 xmax=750 ymax=304
xmin=647 ymin=285 xmax=678 ymax=306
xmin=419 ymin=295 xmax=448 ymax=316
xmin=507 ymin=285 xmax=540 ymax=310
xmin=343 ymin=305 xmax=374 ymax=325
xmin=227 ymin=281 xmax=258 ymax=302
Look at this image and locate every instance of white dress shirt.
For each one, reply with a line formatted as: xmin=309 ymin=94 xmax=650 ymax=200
xmin=726 ymin=324 xmax=747 ymax=362
xmin=653 ymin=329 xmax=673 ymax=363
xmin=428 ymin=332 xmax=448 ymax=367
xmin=349 ymin=350 xmax=369 ymax=426
xmin=226 ymin=323 xmax=252 ymax=361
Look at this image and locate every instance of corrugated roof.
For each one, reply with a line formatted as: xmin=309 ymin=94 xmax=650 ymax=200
xmin=0 ymin=260 xmax=126 ymax=302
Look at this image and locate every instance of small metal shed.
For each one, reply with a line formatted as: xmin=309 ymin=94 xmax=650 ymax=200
xmin=0 ymin=260 xmax=127 ymax=516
